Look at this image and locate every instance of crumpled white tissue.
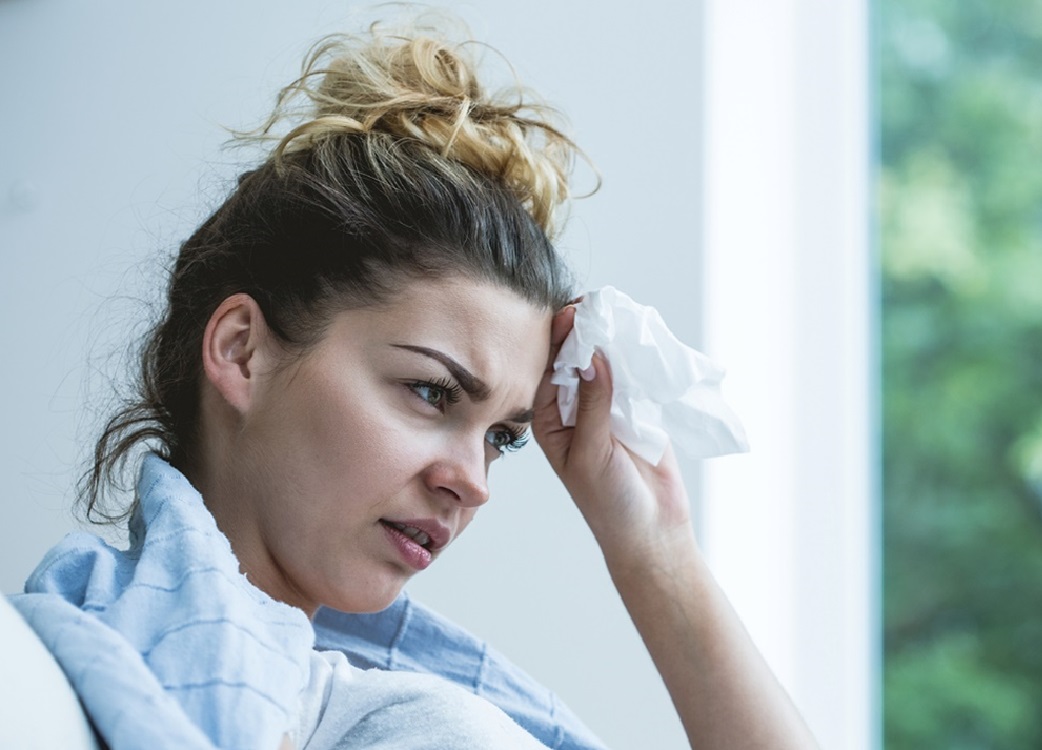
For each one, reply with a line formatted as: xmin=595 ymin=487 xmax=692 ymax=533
xmin=551 ymin=286 xmax=749 ymax=465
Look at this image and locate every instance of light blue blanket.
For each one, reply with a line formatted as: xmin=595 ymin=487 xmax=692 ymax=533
xmin=314 ymin=599 xmax=607 ymax=750
xmin=9 ymin=454 xmax=608 ymax=750
xmin=11 ymin=453 xmax=314 ymax=749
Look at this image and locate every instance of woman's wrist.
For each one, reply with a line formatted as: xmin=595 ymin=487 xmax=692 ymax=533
xmin=596 ymin=516 xmax=704 ymax=595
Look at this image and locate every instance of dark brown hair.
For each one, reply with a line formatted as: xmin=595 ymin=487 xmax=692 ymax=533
xmin=83 ymin=21 xmax=584 ymax=522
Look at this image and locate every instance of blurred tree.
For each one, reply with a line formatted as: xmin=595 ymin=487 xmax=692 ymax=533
xmin=881 ymin=0 xmax=1042 ymax=747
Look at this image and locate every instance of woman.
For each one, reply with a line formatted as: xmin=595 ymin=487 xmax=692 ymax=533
xmin=15 ymin=17 xmax=819 ymax=750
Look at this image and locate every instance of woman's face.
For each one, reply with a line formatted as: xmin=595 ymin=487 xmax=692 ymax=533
xmin=222 ymin=276 xmax=552 ymax=616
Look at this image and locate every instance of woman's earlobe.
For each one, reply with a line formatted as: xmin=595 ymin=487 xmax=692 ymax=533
xmin=201 ymin=294 xmax=268 ymax=413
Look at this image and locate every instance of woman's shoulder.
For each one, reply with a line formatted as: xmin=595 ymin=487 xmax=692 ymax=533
xmin=313 ymin=596 xmax=609 ymax=750
xmin=23 ymin=529 xmax=127 ymax=607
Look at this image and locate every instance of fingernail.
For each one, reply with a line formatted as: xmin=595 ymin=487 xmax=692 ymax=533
xmin=580 ymin=363 xmax=596 ymax=382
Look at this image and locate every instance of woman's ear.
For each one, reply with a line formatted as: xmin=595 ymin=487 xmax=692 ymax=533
xmin=201 ymin=294 xmax=271 ymax=414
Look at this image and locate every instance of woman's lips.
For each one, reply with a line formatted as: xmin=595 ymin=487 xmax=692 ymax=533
xmin=384 ymin=520 xmax=432 ymax=548
xmin=380 ymin=518 xmax=451 ymax=550
xmin=380 ymin=520 xmax=436 ymax=570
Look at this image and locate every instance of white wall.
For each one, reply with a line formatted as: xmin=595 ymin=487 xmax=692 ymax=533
xmin=0 ymin=1 xmax=702 ymax=748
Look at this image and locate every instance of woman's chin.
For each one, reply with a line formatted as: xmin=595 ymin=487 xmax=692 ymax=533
xmin=322 ymin=583 xmax=405 ymax=615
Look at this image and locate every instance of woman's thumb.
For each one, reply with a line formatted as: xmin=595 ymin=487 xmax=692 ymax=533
xmin=574 ymin=353 xmax=613 ymax=442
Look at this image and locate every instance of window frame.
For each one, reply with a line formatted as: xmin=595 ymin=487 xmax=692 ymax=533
xmin=699 ymin=3 xmax=878 ymax=748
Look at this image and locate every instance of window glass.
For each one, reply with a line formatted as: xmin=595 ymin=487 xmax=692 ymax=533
xmin=882 ymin=1 xmax=1042 ymax=746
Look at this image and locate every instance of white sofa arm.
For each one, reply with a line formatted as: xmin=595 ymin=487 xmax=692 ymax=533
xmin=0 ymin=594 xmax=100 ymax=749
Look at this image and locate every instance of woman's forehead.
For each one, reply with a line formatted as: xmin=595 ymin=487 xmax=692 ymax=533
xmin=331 ymin=277 xmax=552 ymax=371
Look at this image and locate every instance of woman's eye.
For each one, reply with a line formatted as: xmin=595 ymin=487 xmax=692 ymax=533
xmin=485 ymin=427 xmax=531 ymax=454
xmin=413 ymin=383 xmax=444 ymax=408
xmin=407 ymin=379 xmax=462 ymax=411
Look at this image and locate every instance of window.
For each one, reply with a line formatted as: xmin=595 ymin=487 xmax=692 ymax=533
xmin=701 ymin=4 xmax=875 ymax=749
xmin=881 ymin=1 xmax=1042 ymax=746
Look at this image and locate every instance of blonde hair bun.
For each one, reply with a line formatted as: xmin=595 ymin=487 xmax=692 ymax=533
xmin=248 ymin=16 xmax=587 ymax=236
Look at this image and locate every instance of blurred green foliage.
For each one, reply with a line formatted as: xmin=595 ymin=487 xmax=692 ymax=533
xmin=882 ymin=0 xmax=1042 ymax=747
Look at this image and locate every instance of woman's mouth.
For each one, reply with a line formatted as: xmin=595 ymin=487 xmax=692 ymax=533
xmin=379 ymin=519 xmax=449 ymax=571
xmin=383 ymin=520 xmax=432 ymax=549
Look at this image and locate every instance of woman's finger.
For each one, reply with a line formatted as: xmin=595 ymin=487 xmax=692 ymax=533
xmin=570 ymin=352 xmax=615 ymax=467
xmin=534 ymin=304 xmax=576 ymax=413
xmin=550 ymin=304 xmax=576 ymax=350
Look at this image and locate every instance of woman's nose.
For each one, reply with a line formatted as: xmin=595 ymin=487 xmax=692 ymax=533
xmin=424 ymin=440 xmax=490 ymax=508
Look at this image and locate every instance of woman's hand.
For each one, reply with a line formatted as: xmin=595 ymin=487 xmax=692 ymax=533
xmin=532 ymin=304 xmax=821 ymax=750
xmin=532 ymin=305 xmax=695 ymax=572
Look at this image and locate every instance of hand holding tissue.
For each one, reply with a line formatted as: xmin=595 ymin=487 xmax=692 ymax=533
xmin=551 ymin=286 xmax=749 ymax=465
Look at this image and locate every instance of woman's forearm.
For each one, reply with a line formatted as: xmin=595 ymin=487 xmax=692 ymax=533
xmin=605 ymin=533 xmax=820 ymax=750
xmin=535 ymin=316 xmax=819 ymax=749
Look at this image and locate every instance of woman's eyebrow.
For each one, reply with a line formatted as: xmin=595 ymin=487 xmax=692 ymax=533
xmin=392 ymin=344 xmax=492 ymax=401
xmin=510 ymin=408 xmax=536 ymax=424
